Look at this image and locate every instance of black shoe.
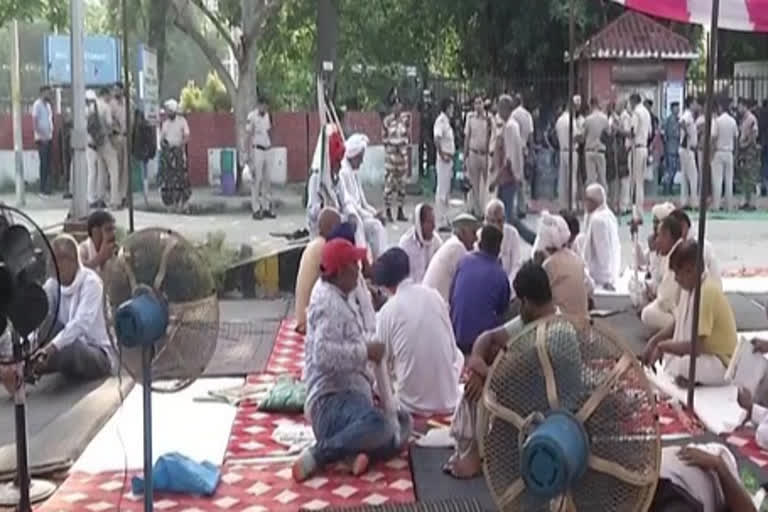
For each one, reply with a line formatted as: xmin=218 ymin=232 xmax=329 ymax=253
xmin=252 ymin=210 xmax=263 ymax=220
xmin=396 ymin=207 xmax=407 ymax=222
xmin=63 ymin=192 xmax=72 ymax=199
xmin=262 ymin=210 xmax=276 ymax=219
xmin=88 ymin=202 xmax=100 ymax=209
xmin=386 ymin=208 xmax=394 ymax=223
xmin=741 ymin=204 xmax=757 ymax=211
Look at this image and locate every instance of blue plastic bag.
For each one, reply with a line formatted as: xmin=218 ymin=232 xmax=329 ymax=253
xmin=131 ymin=452 xmax=220 ymax=496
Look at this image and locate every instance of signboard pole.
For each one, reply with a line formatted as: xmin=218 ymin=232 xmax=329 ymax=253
xmin=122 ymin=0 xmax=134 ymax=233
xmin=70 ymin=0 xmax=88 ymax=220
xmin=11 ymin=20 xmax=25 ymax=207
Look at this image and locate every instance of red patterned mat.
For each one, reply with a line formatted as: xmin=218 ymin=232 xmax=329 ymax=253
xmin=251 ymin=318 xmax=305 ymax=378
xmin=656 ymin=399 xmax=703 ymax=436
xmin=726 ymin=428 xmax=768 ymax=468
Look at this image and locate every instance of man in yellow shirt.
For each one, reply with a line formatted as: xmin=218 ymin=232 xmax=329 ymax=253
xmin=643 ymin=240 xmax=736 ymax=386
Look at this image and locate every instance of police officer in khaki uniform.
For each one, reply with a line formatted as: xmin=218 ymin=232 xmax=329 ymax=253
xmin=463 ymin=95 xmax=491 ymax=217
xmin=629 ymin=93 xmax=651 ymax=213
xmin=584 ymin=97 xmax=609 ymax=190
xmin=109 ymin=82 xmax=128 ymax=209
xmin=711 ymin=98 xmax=738 ymax=211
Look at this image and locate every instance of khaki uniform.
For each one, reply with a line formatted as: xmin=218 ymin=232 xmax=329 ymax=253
xmin=512 ymin=106 xmax=534 ymax=214
xmin=433 ymin=112 xmax=455 ymax=228
xmin=95 ymin=97 xmax=119 ymax=207
xmin=382 ymin=112 xmax=411 ymax=209
xmin=109 ymin=97 xmax=128 ymax=207
xmin=247 ymin=109 xmax=272 ymax=212
xmin=712 ymin=113 xmax=738 ymax=211
xmin=630 ymin=103 xmax=651 ymax=212
xmin=738 ymin=110 xmax=761 ymax=205
xmin=679 ymin=109 xmax=699 ymax=207
xmin=584 ymin=109 xmax=609 ymax=189
xmin=463 ymin=111 xmax=491 ymax=216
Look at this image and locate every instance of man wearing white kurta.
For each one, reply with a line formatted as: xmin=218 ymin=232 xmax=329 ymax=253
xmin=481 ymin=199 xmax=521 ymax=292
xmin=433 ymin=98 xmax=456 ymax=230
xmin=679 ymin=97 xmax=700 ymax=208
xmin=247 ymin=100 xmax=274 ymax=218
xmin=555 ymin=104 xmax=581 ymax=210
xmin=629 ymin=93 xmax=651 ymax=213
xmin=582 ymin=184 xmax=621 ymax=291
xmin=399 ymin=203 xmax=442 ymax=283
xmin=422 ymin=213 xmax=479 ymax=304
xmin=711 ymin=101 xmax=739 ymax=212
xmin=373 ymin=248 xmax=463 ymax=415
xmin=338 ymin=134 xmax=388 ymax=259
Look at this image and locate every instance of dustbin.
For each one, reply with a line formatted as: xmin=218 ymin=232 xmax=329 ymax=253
xmin=132 ymin=159 xmax=144 ymax=193
xmin=220 ymin=148 xmax=236 ymax=196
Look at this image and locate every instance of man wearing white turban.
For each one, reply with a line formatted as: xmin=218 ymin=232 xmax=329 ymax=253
xmin=582 ymin=184 xmax=621 ymax=290
xmin=338 ymin=134 xmax=388 ymax=258
xmin=536 ymin=212 xmax=591 ymax=317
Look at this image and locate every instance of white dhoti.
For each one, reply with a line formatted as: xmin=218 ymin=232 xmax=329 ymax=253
xmin=641 ymin=299 xmax=675 ymax=331
xmin=436 ymin=158 xmax=453 ymax=228
xmin=711 ymin=150 xmax=734 ymax=211
xmin=663 ymin=354 xmax=727 ymax=386
xmin=679 ymin=147 xmax=698 ymax=207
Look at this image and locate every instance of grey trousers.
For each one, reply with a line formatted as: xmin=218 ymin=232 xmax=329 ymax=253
xmin=41 ymin=322 xmax=113 ymax=380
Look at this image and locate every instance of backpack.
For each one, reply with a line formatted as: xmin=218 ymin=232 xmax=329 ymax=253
xmin=87 ymin=102 xmax=106 ymax=147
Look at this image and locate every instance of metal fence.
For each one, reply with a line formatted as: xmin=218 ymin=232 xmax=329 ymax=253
xmin=685 ymin=75 xmax=768 ymax=103
xmin=428 ymin=74 xmax=570 ymax=111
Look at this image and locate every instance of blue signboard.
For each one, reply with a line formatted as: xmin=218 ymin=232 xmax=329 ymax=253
xmin=44 ymin=35 xmax=121 ymax=86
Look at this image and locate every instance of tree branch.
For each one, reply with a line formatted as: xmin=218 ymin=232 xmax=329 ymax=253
xmin=242 ymin=0 xmax=282 ymax=47
xmin=187 ymin=0 xmax=237 ymax=54
xmin=172 ymin=13 xmax=237 ymax=98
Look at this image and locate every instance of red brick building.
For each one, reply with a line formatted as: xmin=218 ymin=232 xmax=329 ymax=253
xmin=574 ymin=10 xmax=698 ymax=117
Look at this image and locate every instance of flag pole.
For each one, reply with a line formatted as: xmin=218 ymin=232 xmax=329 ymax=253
xmin=567 ymin=0 xmax=576 ymax=211
xmin=687 ymin=0 xmax=720 ymax=410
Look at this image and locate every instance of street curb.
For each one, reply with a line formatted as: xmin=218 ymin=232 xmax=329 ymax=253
xmin=225 ymin=242 xmax=305 ymax=297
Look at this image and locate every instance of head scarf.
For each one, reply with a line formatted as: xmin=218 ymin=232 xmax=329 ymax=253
xmin=327 ymin=221 xmax=356 ymax=245
xmin=345 ymin=134 xmax=369 ymax=160
xmin=372 ymin=247 xmax=410 ymax=288
xmin=585 ymin=183 xmax=607 ymax=207
xmin=537 ymin=212 xmax=571 ymax=251
xmin=329 ymin=130 xmax=346 ymax=168
xmin=651 ymin=202 xmax=676 ymax=222
xmin=164 ymin=99 xmax=179 ymax=113
xmin=413 ymin=203 xmax=430 ymax=243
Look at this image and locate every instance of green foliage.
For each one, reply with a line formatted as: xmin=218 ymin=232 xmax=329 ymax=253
xmin=195 ymin=231 xmax=239 ymax=294
xmin=0 ymin=0 xmax=68 ymax=31
xmin=180 ymin=72 xmax=232 ymax=112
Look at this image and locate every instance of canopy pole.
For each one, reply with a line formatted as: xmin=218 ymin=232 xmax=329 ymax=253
xmin=567 ymin=0 xmax=575 ymax=212
xmin=687 ymin=0 xmax=720 ymax=411
xmin=123 ymin=0 xmax=134 ymax=233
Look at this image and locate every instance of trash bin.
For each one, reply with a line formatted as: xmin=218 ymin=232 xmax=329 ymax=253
xmin=220 ymin=148 xmax=236 ymax=196
xmin=131 ymin=158 xmax=144 ymax=193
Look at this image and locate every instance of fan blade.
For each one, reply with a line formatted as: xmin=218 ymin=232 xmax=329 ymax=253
xmin=7 ymin=282 xmax=49 ymax=338
xmin=0 ymin=264 xmax=13 ymax=316
xmin=0 ymin=225 xmax=36 ymax=277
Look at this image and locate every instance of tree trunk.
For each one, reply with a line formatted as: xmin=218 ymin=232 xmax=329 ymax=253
xmin=316 ymin=0 xmax=338 ymax=93
xmin=148 ymin=0 xmax=170 ymax=94
xmin=234 ymin=49 xmax=258 ymax=192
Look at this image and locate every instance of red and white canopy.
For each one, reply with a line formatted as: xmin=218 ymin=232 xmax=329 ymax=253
xmin=611 ymin=0 xmax=768 ymax=32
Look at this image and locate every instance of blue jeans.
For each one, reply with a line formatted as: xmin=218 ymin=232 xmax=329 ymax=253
xmin=310 ymin=391 xmax=409 ymax=468
xmin=497 ymin=182 xmax=519 ymax=224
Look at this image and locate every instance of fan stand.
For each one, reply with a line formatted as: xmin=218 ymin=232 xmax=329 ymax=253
xmin=141 ymin=344 xmax=155 ymax=512
xmin=0 ymin=331 xmax=56 ymax=511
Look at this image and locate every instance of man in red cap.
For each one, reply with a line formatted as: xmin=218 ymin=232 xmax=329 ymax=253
xmin=307 ymin=127 xmax=346 ymax=237
xmin=293 ymin=238 xmax=410 ymax=482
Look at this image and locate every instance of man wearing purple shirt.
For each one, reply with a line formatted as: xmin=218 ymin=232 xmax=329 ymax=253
xmin=450 ymin=225 xmax=511 ymax=354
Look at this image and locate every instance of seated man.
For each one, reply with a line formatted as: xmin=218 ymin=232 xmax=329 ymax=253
xmin=669 ymin=208 xmax=722 ymax=289
xmin=650 ymin=443 xmax=755 ymax=512
xmin=535 ymin=212 xmax=590 ymax=318
xmin=338 ymin=134 xmax=388 ymax=258
xmin=643 ymin=240 xmax=737 ymax=386
xmin=450 ymin=225 xmax=511 ymax=354
xmin=294 ymin=208 xmax=342 ymax=333
xmin=633 ymin=202 xmax=675 ymax=307
xmin=446 ymin=260 xmax=557 ymax=478
xmin=398 ymin=203 xmax=442 ymax=283
xmin=642 ymin=215 xmax=684 ymax=331
xmin=481 ymin=199 xmax=522 ymax=291
xmin=294 ymin=239 xmax=410 ymax=482
xmin=423 ymin=213 xmax=479 ymax=304
xmin=582 ymin=183 xmax=621 ymax=291
xmin=372 ymin=247 xmax=463 ymax=415
xmin=79 ymin=209 xmax=117 ymax=274
xmin=1 ymin=235 xmax=114 ymax=392
xmin=306 ymin=128 xmax=345 ymax=237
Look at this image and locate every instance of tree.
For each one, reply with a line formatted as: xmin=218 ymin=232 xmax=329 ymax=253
xmin=0 ymin=0 xmax=68 ymax=31
xmin=180 ymin=72 xmax=232 ymax=112
xmin=171 ymin=0 xmax=284 ymax=181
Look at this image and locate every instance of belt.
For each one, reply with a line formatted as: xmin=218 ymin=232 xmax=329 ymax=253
xmin=469 ymin=148 xmax=488 ymax=155
xmin=254 ymin=145 xmax=269 ymax=151
xmin=88 ymin=143 xmax=97 ymax=150
xmin=586 ymin=149 xmax=605 ymax=153
xmin=633 ymin=145 xmax=646 ymax=149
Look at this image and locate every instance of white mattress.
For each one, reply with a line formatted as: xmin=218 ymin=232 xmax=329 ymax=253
xmin=72 ymin=377 xmax=242 ymax=473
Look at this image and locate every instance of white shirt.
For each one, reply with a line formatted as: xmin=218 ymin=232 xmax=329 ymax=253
xmin=583 ymin=206 xmax=621 ymax=288
xmin=511 ymin=105 xmax=534 ymax=144
xmin=247 ymin=110 xmax=272 ymax=148
xmin=399 ymin=228 xmax=442 ymax=284
xmin=555 ymin=112 xmax=582 ymax=151
xmin=433 ymin=112 xmax=455 ymax=154
xmin=422 ymin=235 xmax=468 ymax=304
xmin=376 ymin=280 xmax=464 ymax=415
xmin=713 ymin=112 xmax=738 ymax=152
xmin=161 ymin=116 xmax=190 ymax=147
xmin=631 ymin=103 xmax=652 ymax=146
xmin=44 ymin=267 xmax=114 ymax=371
xmin=338 ymin=160 xmax=377 ymax=221
xmin=680 ymin=109 xmax=698 ymax=149
xmin=502 ymin=117 xmax=524 ymax=180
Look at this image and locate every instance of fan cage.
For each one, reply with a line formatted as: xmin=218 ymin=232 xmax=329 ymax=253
xmin=478 ymin=315 xmax=661 ymax=512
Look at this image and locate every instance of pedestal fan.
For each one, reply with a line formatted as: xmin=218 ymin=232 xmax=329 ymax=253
xmin=479 ymin=315 xmax=661 ymax=511
xmin=101 ymin=227 xmax=219 ymax=512
xmin=0 ymin=205 xmax=60 ymax=511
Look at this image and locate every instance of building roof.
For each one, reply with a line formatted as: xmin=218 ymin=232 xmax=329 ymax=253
xmin=575 ymin=10 xmax=699 ymax=61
